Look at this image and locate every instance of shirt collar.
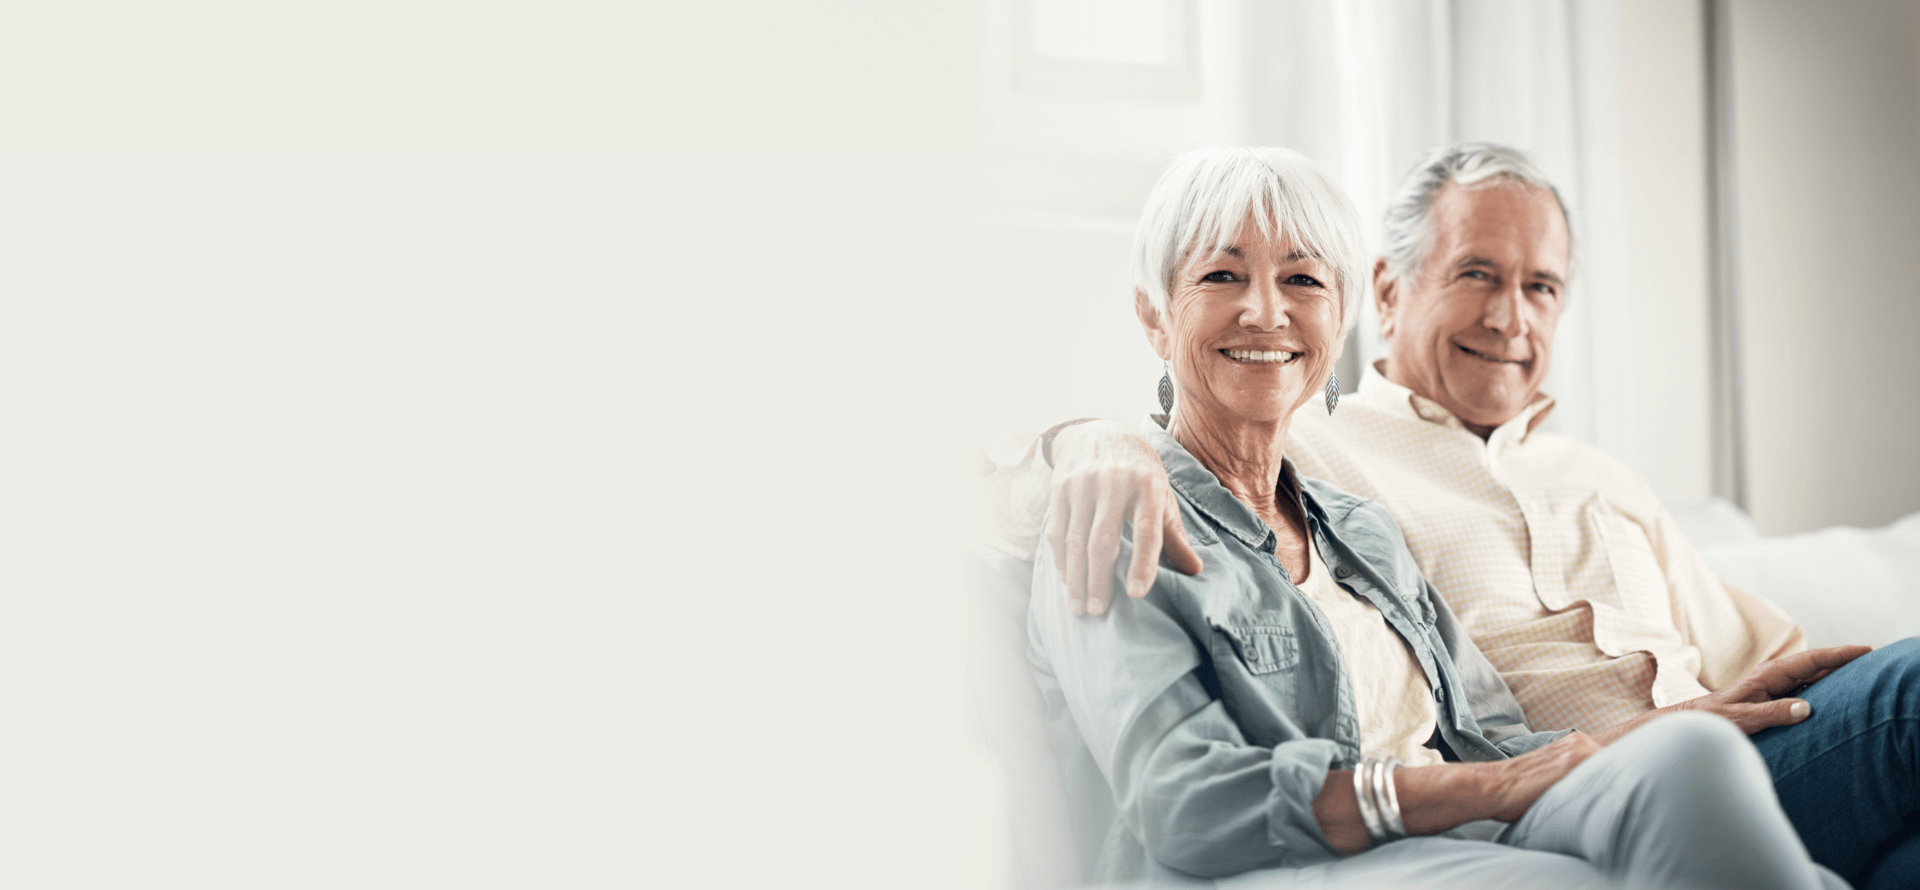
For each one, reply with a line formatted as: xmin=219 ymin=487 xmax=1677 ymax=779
xmin=1141 ymin=415 xmax=1319 ymax=552
xmin=1353 ymin=360 xmax=1556 ymax=444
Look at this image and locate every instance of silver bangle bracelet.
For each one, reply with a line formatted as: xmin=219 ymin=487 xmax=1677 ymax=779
xmin=1353 ymin=757 xmax=1408 ymax=847
xmin=1373 ymin=756 xmax=1408 ymax=840
xmin=1352 ymin=760 xmax=1385 ymax=844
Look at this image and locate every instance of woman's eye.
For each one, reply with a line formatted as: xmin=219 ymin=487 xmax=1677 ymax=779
xmin=1286 ymin=274 xmax=1325 ymax=288
xmin=1201 ymin=270 xmax=1238 ymax=283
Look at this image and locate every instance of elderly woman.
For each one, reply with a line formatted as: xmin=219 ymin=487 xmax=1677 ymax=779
xmin=1028 ymin=146 xmax=1842 ymax=888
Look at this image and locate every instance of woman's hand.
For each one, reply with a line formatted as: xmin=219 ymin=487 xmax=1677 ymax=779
xmin=1045 ymin=421 xmax=1203 ymax=615
xmin=1480 ymin=732 xmax=1603 ymax=822
xmin=1312 ymin=736 xmax=1601 ymax=854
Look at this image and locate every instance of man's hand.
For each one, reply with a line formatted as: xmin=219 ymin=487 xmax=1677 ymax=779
xmin=1678 ymin=644 xmax=1873 ymax=733
xmin=1590 ymin=644 xmax=1873 ymax=744
xmin=1044 ymin=420 xmax=1202 ymax=616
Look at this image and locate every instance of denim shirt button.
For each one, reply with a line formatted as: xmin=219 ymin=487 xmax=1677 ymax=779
xmin=1334 ymin=565 xmax=1353 ymax=579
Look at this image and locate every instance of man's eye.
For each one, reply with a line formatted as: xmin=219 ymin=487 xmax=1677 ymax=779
xmin=1529 ymin=282 xmax=1558 ymax=298
xmin=1202 ymin=270 xmax=1238 ymax=282
xmin=1463 ymin=270 xmax=1491 ymax=281
xmin=1286 ymin=274 xmax=1326 ymax=288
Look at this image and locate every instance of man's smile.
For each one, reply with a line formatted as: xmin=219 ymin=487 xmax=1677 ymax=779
xmin=1453 ymin=342 xmax=1529 ymax=365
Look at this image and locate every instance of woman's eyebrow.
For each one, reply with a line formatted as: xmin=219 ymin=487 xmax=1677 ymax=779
xmin=1206 ymin=246 xmax=1322 ymax=263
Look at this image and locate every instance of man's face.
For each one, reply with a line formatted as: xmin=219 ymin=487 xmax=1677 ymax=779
xmin=1376 ymin=182 xmax=1569 ymax=435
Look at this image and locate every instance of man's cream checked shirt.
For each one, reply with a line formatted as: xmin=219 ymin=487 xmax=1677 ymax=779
xmin=981 ymin=363 xmax=1806 ymax=733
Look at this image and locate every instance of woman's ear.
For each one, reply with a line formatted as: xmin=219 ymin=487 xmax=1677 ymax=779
xmin=1371 ymin=257 xmax=1398 ymax=340
xmin=1134 ymin=289 xmax=1172 ymax=360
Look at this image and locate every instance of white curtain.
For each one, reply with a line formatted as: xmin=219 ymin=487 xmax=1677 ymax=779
xmin=1236 ymin=0 xmax=1637 ymax=466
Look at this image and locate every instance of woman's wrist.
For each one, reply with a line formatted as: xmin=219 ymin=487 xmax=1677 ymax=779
xmin=1315 ymin=761 xmax=1504 ymax=855
xmin=1393 ymin=762 xmax=1504 ymax=835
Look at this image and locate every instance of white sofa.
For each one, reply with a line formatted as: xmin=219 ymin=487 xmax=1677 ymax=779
xmin=972 ymin=503 xmax=1920 ymax=889
xmin=1668 ymin=499 xmax=1920 ymax=649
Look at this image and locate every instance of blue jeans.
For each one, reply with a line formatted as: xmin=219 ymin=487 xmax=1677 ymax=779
xmin=1752 ymin=637 xmax=1920 ymax=889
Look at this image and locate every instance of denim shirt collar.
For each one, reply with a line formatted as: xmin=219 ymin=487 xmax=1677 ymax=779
xmin=1140 ymin=415 xmax=1326 ymax=553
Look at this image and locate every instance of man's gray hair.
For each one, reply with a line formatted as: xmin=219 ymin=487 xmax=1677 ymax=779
xmin=1379 ymin=143 xmax=1574 ymax=284
xmin=1132 ymin=146 xmax=1368 ymax=335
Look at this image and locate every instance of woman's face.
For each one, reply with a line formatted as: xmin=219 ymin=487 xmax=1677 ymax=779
xmin=1140 ymin=218 xmax=1343 ymax=428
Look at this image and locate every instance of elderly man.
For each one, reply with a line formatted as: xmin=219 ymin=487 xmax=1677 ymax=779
xmin=981 ymin=143 xmax=1919 ymax=887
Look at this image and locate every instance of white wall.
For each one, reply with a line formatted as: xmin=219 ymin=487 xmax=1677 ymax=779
xmin=0 ymin=4 xmax=1006 ymax=888
xmin=1732 ymin=0 xmax=1920 ymax=534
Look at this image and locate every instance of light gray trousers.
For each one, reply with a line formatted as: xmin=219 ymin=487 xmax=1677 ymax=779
xmin=1226 ymin=712 xmax=1847 ymax=890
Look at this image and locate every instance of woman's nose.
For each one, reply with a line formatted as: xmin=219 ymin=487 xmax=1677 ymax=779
xmin=1239 ymin=281 xmax=1288 ymax=330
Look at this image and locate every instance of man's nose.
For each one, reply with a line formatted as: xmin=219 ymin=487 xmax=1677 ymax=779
xmin=1239 ymin=279 xmax=1288 ymax=330
xmin=1482 ymin=282 xmax=1530 ymax=338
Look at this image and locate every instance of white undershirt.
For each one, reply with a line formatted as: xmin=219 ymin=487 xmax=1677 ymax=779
xmin=1296 ymin=542 xmax=1445 ymax=766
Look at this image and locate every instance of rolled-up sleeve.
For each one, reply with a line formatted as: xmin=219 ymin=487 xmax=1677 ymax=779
xmin=1030 ymin=542 xmax=1343 ymax=876
xmin=977 ymin=431 xmax=1051 ymax=561
xmin=1648 ymin=504 xmax=1806 ymax=689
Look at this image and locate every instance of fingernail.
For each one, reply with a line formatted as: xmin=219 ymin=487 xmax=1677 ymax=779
xmin=1126 ymin=581 xmax=1147 ymax=599
xmin=1790 ymin=701 xmax=1811 ymax=720
xmin=1069 ymin=599 xmax=1085 ymax=616
xmin=1088 ymin=598 xmax=1107 ymax=615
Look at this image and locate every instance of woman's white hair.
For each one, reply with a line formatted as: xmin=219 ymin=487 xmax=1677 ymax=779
xmin=1131 ymin=146 xmax=1369 ymax=336
xmin=1379 ymin=142 xmax=1575 ymax=284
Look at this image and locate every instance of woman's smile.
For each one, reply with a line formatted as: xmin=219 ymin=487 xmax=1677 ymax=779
xmin=1221 ymin=349 xmax=1304 ymax=364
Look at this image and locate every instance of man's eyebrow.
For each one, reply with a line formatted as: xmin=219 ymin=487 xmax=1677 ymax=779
xmin=1453 ymin=254 xmax=1564 ymax=286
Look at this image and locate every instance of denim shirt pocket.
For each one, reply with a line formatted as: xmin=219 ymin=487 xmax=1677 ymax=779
xmin=1213 ymin=622 xmax=1300 ymax=675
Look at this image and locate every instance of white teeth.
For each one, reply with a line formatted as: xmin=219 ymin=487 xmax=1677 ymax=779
xmin=1226 ymin=349 xmax=1299 ymax=363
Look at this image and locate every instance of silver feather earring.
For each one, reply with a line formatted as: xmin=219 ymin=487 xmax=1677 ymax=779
xmin=1159 ymin=363 xmax=1175 ymax=414
xmin=1325 ymin=372 xmax=1340 ymax=414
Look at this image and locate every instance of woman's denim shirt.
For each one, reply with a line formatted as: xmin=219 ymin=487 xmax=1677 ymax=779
xmin=1028 ymin=421 xmax=1567 ymax=883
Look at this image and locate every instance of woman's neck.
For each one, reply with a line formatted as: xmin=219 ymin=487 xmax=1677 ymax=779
xmin=1166 ymin=409 xmax=1292 ymax=526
